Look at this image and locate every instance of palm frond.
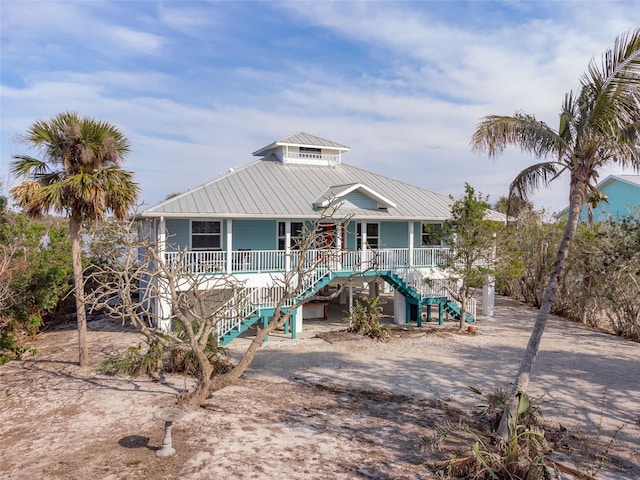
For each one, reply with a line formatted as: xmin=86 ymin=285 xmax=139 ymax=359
xmin=10 ymin=155 xmax=52 ymax=179
xmin=583 ymin=29 xmax=640 ymax=135
xmin=10 ymin=112 xmax=138 ymax=222
xmin=508 ymin=162 xmax=563 ymax=201
xmin=470 ymin=113 xmax=563 ymax=159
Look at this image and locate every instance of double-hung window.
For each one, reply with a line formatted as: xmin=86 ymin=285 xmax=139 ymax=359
xmin=421 ymin=223 xmax=443 ymax=246
xmin=356 ymin=223 xmax=379 ymax=249
xmin=277 ymin=221 xmax=304 ymax=250
xmin=191 ymin=221 xmax=221 ymax=250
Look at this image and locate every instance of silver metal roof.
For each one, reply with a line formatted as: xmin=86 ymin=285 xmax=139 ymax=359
xmin=252 ymin=132 xmax=350 ymax=157
xmin=139 ymin=159 xmax=460 ymax=221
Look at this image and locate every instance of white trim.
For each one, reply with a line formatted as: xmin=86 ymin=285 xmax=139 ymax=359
xmin=189 ymin=219 xmax=222 ymax=251
xmin=313 ymin=183 xmax=397 ymax=209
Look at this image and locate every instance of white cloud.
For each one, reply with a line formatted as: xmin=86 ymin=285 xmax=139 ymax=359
xmin=2 ymin=0 xmax=638 ymax=212
xmin=105 ymin=26 xmax=166 ymax=55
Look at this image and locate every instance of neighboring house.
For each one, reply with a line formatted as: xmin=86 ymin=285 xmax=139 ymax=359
xmin=579 ymin=175 xmax=640 ymax=223
xmin=137 ymin=133 xmax=498 ymax=345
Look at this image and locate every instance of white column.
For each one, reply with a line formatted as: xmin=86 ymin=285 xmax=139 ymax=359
xmin=394 ymin=289 xmax=406 ymax=324
xmin=482 ymin=234 xmax=496 ymax=316
xmin=155 ymin=217 xmax=172 ymax=331
xmin=226 ymin=219 xmax=233 ymax=273
xmin=157 ymin=278 xmax=173 ymax=331
xmin=482 ymin=281 xmax=495 ymax=316
xmin=285 ymin=221 xmax=291 ymax=272
xmin=157 ymin=217 xmax=166 ymax=259
xmin=408 ymin=222 xmax=415 ymax=267
xmin=360 ymin=221 xmax=367 ymax=266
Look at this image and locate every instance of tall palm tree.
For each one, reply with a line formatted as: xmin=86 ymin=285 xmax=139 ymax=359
xmin=471 ymin=29 xmax=640 ymax=440
xmin=10 ymin=112 xmax=139 ymax=366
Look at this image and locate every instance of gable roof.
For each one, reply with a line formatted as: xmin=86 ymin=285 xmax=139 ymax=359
xmin=312 ymin=183 xmax=397 ymax=209
xmin=139 ymin=158 xmax=454 ymax=221
xmin=599 ymin=174 xmax=640 ymax=189
xmin=252 ymin=132 xmax=350 ymax=157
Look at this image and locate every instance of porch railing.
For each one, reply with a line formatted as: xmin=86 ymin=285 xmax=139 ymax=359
xmin=163 ymin=247 xmax=450 ymax=275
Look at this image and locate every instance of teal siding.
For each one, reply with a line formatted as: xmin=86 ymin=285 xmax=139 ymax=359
xmin=232 ymin=220 xmax=276 ymax=250
xmin=380 ymin=222 xmax=408 ymax=248
xmin=340 ymin=191 xmax=378 ymax=210
xmin=580 ymin=180 xmax=640 ymax=222
xmin=165 ymin=219 xmax=189 ymax=251
xmin=344 ymin=221 xmax=357 ymax=250
xmin=413 ymin=222 xmax=422 ymax=248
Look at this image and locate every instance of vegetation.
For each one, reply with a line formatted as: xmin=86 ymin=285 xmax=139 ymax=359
xmin=425 ymin=386 xmax=557 ymax=479
xmin=495 ymin=211 xmax=640 ymax=340
xmin=440 ymin=183 xmax=502 ymax=329
xmin=471 ymin=29 xmax=640 ymax=441
xmin=0 ymin=206 xmax=73 ymax=363
xmin=347 ymin=295 xmax=390 ymax=341
xmin=10 ymin=112 xmax=139 ymax=366
xmin=85 ymin=209 xmax=357 ymax=406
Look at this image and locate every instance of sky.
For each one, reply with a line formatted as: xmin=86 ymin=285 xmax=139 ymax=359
xmin=1 ymin=1 xmax=638 ymax=213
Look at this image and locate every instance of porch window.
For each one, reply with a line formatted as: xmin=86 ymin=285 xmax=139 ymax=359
xmin=191 ymin=220 xmax=221 ymax=250
xmin=277 ymin=221 xmax=304 ymax=250
xmin=421 ymin=223 xmax=443 ymax=246
xmin=357 ymin=223 xmax=379 ymax=249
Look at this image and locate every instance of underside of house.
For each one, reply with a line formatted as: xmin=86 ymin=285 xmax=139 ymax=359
xmin=136 ymin=133 xmax=497 ymax=345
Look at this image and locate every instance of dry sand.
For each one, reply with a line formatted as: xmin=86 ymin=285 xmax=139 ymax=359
xmin=0 ymin=294 xmax=638 ymax=479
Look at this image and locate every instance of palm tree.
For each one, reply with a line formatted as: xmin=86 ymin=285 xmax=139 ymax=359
xmin=471 ymin=29 xmax=640 ymax=440
xmin=10 ymin=112 xmax=139 ymax=366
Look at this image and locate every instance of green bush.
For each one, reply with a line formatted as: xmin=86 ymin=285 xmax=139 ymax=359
xmin=347 ymin=296 xmax=390 ymax=341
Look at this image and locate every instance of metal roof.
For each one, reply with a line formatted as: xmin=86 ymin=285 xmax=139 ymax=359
xmin=252 ymin=132 xmax=350 ymax=157
xmin=139 ymin=158 xmax=459 ymax=221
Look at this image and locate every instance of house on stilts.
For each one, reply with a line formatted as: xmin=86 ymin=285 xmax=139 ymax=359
xmin=136 ymin=133 xmax=499 ymax=345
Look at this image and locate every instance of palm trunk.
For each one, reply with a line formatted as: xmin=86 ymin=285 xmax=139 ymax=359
xmin=70 ymin=218 xmax=89 ymax=367
xmin=496 ymin=179 xmax=586 ymax=441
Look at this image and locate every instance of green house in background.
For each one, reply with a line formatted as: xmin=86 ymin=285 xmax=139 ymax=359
xmin=580 ymin=175 xmax=640 ymax=222
xmin=136 ymin=133 xmax=501 ymax=344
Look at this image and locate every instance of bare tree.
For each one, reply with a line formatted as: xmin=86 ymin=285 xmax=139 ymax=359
xmin=86 ymin=209 xmax=358 ymax=406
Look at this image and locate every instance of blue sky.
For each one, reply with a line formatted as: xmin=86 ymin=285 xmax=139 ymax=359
xmin=1 ymin=1 xmax=638 ymax=212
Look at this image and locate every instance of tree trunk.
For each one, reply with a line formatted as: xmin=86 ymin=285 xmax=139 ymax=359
xmin=459 ymin=296 xmax=467 ymax=330
xmin=178 ymin=309 xmax=293 ymax=407
xmin=70 ymin=218 xmax=89 ymax=367
xmin=496 ymin=180 xmax=586 ymax=441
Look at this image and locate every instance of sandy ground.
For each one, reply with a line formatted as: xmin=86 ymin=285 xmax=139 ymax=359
xmin=0 ymin=294 xmax=638 ymax=479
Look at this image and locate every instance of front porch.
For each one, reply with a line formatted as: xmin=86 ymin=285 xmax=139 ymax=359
xmin=162 ymin=247 xmax=451 ymax=275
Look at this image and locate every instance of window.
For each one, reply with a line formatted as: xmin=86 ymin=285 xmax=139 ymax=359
xmin=277 ymin=221 xmax=304 ymax=250
xmin=356 ymin=223 xmax=379 ymax=249
xmin=191 ymin=221 xmax=221 ymax=250
xmin=421 ymin=223 xmax=443 ymax=246
xmin=299 ymin=147 xmax=322 ymax=159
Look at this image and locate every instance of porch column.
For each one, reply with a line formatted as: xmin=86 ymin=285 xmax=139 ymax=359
xmin=394 ymin=289 xmax=405 ymax=324
xmin=226 ymin=219 xmax=233 ymax=274
xmin=156 ymin=277 xmax=172 ymax=332
xmin=360 ymin=221 xmax=368 ymax=267
xmin=482 ymin=234 xmax=496 ymax=316
xmin=408 ymin=222 xmax=415 ymax=268
xmin=285 ymin=221 xmax=291 ymax=272
xmin=157 ymin=217 xmax=166 ymax=259
xmin=156 ymin=217 xmax=171 ymax=331
xmin=335 ymin=223 xmax=342 ymax=271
